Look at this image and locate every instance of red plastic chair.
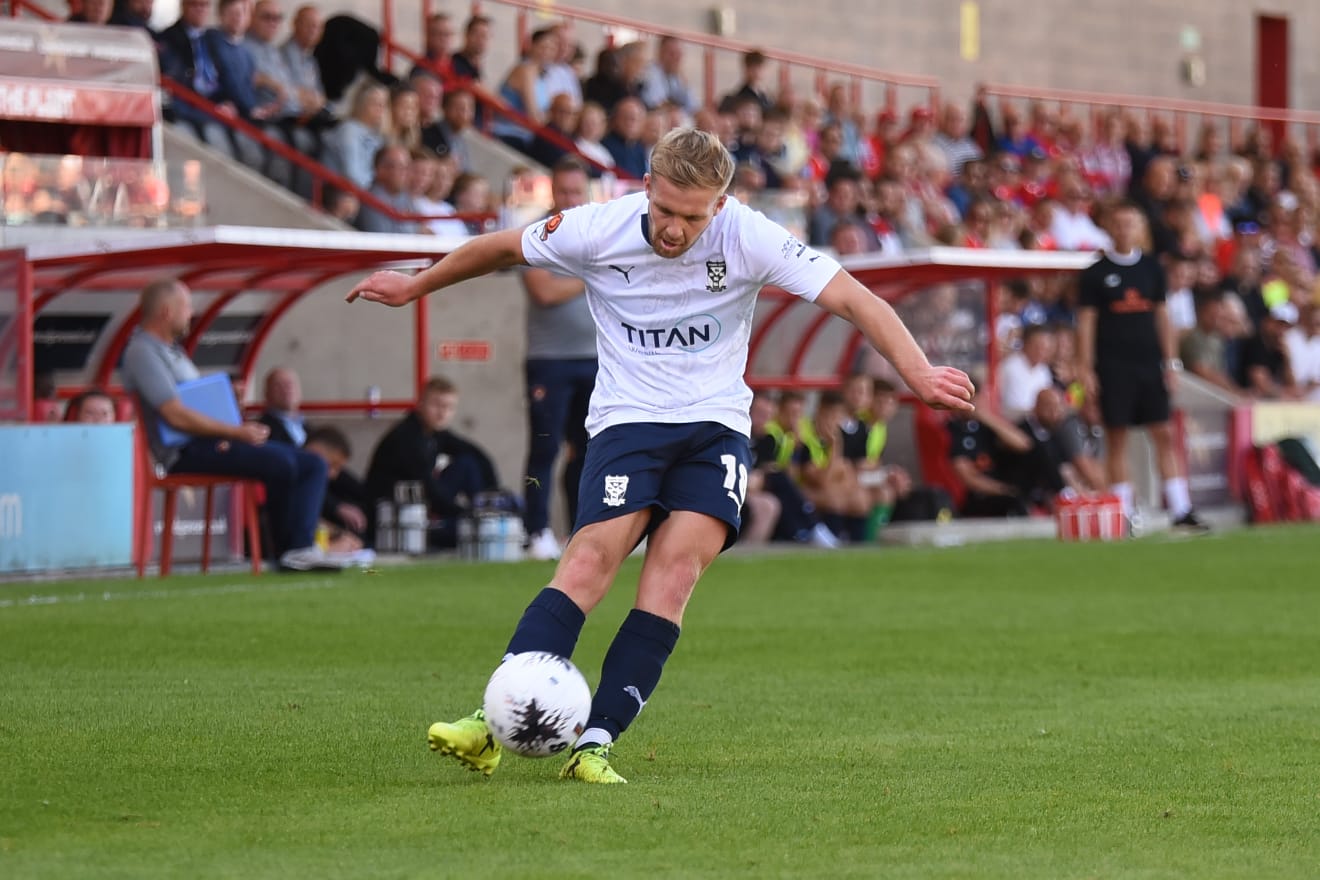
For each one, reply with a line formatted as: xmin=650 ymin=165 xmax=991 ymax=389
xmin=134 ymin=414 xmax=263 ymax=578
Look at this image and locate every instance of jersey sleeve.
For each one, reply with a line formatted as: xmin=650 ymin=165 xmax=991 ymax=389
xmin=520 ymin=203 xmax=599 ymax=273
xmin=741 ymin=208 xmax=842 ymax=302
xmin=1077 ymin=264 xmax=1102 ymax=309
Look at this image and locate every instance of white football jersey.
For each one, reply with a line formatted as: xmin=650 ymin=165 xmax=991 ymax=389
xmin=520 ymin=191 xmax=841 ymax=437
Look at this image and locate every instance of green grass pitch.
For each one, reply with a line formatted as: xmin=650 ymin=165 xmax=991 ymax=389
xmin=2 ymin=525 xmax=1319 ymax=879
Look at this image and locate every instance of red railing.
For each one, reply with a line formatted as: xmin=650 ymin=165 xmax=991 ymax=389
xmin=983 ymin=81 xmax=1320 ymax=156
xmin=387 ymin=39 xmax=622 ymax=178
xmin=381 ymin=0 xmax=942 ymax=116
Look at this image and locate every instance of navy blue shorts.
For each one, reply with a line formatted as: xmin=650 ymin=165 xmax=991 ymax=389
xmin=575 ymin=421 xmax=753 ymax=551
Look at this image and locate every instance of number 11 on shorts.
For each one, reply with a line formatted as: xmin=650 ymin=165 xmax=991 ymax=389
xmin=720 ymin=454 xmax=748 ymax=508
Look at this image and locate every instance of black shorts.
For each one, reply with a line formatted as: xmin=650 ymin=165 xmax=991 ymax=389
xmin=1097 ymin=362 xmax=1170 ymax=428
xmin=576 ymin=421 xmax=752 ymax=551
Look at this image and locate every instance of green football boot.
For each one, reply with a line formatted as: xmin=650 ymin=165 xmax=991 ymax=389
xmin=427 ymin=709 xmax=502 ymax=777
xmin=559 ymin=743 xmax=627 ymax=784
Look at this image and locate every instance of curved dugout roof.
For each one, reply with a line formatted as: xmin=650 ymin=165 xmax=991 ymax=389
xmin=14 ymin=226 xmax=1094 ymax=403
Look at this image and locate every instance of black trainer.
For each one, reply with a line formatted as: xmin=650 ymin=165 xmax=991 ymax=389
xmin=1171 ymin=510 xmax=1211 ymax=534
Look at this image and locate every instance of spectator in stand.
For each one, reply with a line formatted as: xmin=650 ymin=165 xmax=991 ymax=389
xmin=246 ymin=0 xmax=322 ymax=190
xmin=409 ymin=13 xmax=455 ymax=81
xmin=409 ymin=72 xmax=448 ymax=155
xmin=1083 ymin=110 xmax=1133 ymax=197
xmin=528 ymin=93 xmax=582 ymax=170
xmin=640 ymin=35 xmax=696 ymax=116
xmin=258 ymin=366 xmax=306 ymax=447
xmin=121 ymin=279 xmax=333 ymax=571
xmin=68 ymin=0 xmax=111 ymax=24
xmin=1077 ymin=200 xmax=1209 ymax=532
xmin=870 ymin=177 xmax=909 ymax=253
xmin=1162 ymin=254 xmax=1198 ymax=333
xmin=160 ymin=0 xmax=239 ymax=158
xmin=809 ymin=168 xmax=871 ymax=249
xmin=575 ymin=101 xmax=615 ymax=176
xmin=823 ymin=83 xmax=868 ymax=173
xmin=601 ymin=97 xmax=648 ymax=179
xmin=356 ymin=149 xmax=422 ymax=236
xmin=997 ymin=323 xmax=1056 ymax=421
xmin=519 ymin=158 xmax=596 ymax=561
xmin=302 ymin=425 xmax=369 ymax=546
xmin=719 ymin=49 xmax=773 ymax=115
xmin=995 ymin=106 xmax=1039 ymax=158
xmin=489 ymin=27 xmax=561 ymax=153
xmin=437 ymin=88 xmax=475 ymax=173
xmin=946 ymin=156 xmax=989 ymax=218
xmin=204 ymin=0 xmax=289 ymax=180
xmin=1179 ymin=290 xmax=1238 ymax=394
xmin=932 ymin=102 xmax=982 ymax=180
xmin=281 ymin=5 xmax=327 ymax=117
xmin=1050 ymin=175 xmax=1112 ymax=252
xmin=448 ymin=172 xmax=491 ymax=235
xmin=451 ymin=15 xmax=491 ymax=83
xmin=67 ymin=389 xmax=118 ymax=424
xmin=321 ymin=81 xmax=388 ymax=189
xmin=1237 ymin=303 xmax=1302 ymax=399
xmin=388 ymin=83 xmax=422 ymax=151
xmin=418 ymin=153 xmax=465 ymax=237
xmin=365 ymin=376 xmax=499 ymax=550
xmin=542 ymin=24 xmax=584 ymax=110
xmin=947 ymin=393 xmax=1034 ymax=517
xmin=1131 ymin=155 xmax=1177 ymax=245
xmin=355 ymin=145 xmax=420 ymax=234
xmin=732 ymin=108 xmax=789 ymax=191
xmin=830 ymin=220 xmax=874 ymax=256
xmin=581 ymin=47 xmax=631 ymax=115
xmin=1287 ymin=303 xmax=1320 ymax=401
xmin=109 ymin=0 xmax=154 ymax=34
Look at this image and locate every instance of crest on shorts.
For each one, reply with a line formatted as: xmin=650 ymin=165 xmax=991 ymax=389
xmin=539 ymin=212 xmax=564 ymax=241
xmin=705 ymin=258 xmax=727 ymax=292
xmin=603 ymin=475 xmax=629 ymax=507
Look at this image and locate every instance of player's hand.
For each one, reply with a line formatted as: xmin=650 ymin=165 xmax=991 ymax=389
xmin=1079 ymin=367 xmax=1099 ymax=402
xmin=347 ymin=271 xmax=417 ymax=306
xmin=235 ymin=422 xmax=270 ymax=445
xmin=336 ymin=502 xmax=368 ymax=533
xmin=907 ymin=365 xmax=975 ymax=412
xmin=1162 ymin=365 xmax=1180 ymax=395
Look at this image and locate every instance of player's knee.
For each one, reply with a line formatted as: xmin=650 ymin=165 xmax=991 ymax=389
xmin=554 ymin=538 xmax=621 ymax=605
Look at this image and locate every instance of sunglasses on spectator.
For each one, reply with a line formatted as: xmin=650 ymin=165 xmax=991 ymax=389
xmin=260 ymin=11 xmax=285 ymax=20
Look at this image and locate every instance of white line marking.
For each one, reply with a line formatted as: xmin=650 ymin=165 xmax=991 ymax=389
xmin=0 ymin=577 xmax=344 ymax=611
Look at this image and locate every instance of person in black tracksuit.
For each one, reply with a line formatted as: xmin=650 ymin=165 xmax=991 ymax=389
xmin=1076 ymin=199 xmax=1208 ymax=532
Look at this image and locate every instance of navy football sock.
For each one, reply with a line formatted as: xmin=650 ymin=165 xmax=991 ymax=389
xmin=582 ymin=609 xmax=681 ymax=744
xmin=503 ymin=587 xmax=587 ymax=660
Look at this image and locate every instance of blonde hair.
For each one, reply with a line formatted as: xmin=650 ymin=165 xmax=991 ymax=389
xmin=648 ymin=128 xmax=735 ymax=194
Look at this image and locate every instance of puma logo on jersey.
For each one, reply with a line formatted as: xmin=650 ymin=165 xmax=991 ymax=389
xmin=608 ymin=264 xmax=635 ymax=283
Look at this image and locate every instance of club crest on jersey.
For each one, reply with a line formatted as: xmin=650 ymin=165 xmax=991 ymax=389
xmin=603 ymin=475 xmax=629 ymax=507
xmin=539 ymin=212 xmax=564 ymax=241
xmin=705 ymin=259 xmax=727 ymax=292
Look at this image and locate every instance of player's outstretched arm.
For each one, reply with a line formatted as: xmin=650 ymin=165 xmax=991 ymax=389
xmin=347 ymin=228 xmax=528 ymax=306
xmin=814 ymin=269 xmax=975 ymax=413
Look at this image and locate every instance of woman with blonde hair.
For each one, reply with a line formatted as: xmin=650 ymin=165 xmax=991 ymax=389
xmin=320 ymin=81 xmax=389 ymax=189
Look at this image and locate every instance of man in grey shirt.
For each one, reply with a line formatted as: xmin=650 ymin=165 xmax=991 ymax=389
xmin=520 ymin=158 xmax=598 ymax=560
xmin=121 ymin=279 xmax=333 ymax=571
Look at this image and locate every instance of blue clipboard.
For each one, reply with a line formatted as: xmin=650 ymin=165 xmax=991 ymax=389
xmin=158 ymin=373 xmax=242 ymax=448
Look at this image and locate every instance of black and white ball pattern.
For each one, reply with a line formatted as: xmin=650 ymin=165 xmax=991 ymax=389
xmin=482 ymin=652 xmax=592 ymax=757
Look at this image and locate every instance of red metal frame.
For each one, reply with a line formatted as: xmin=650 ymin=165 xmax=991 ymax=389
xmin=15 ymin=254 xmax=33 ymax=422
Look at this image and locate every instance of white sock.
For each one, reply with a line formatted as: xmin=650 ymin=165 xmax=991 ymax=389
xmin=575 ymin=727 xmax=613 ymax=750
xmin=1165 ymin=477 xmax=1192 ymax=518
xmin=1111 ymin=482 xmax=1134 ymax=517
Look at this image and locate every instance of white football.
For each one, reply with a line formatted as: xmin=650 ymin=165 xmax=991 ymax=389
xmin=482 ymin=652 xmax=592 ymax=757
